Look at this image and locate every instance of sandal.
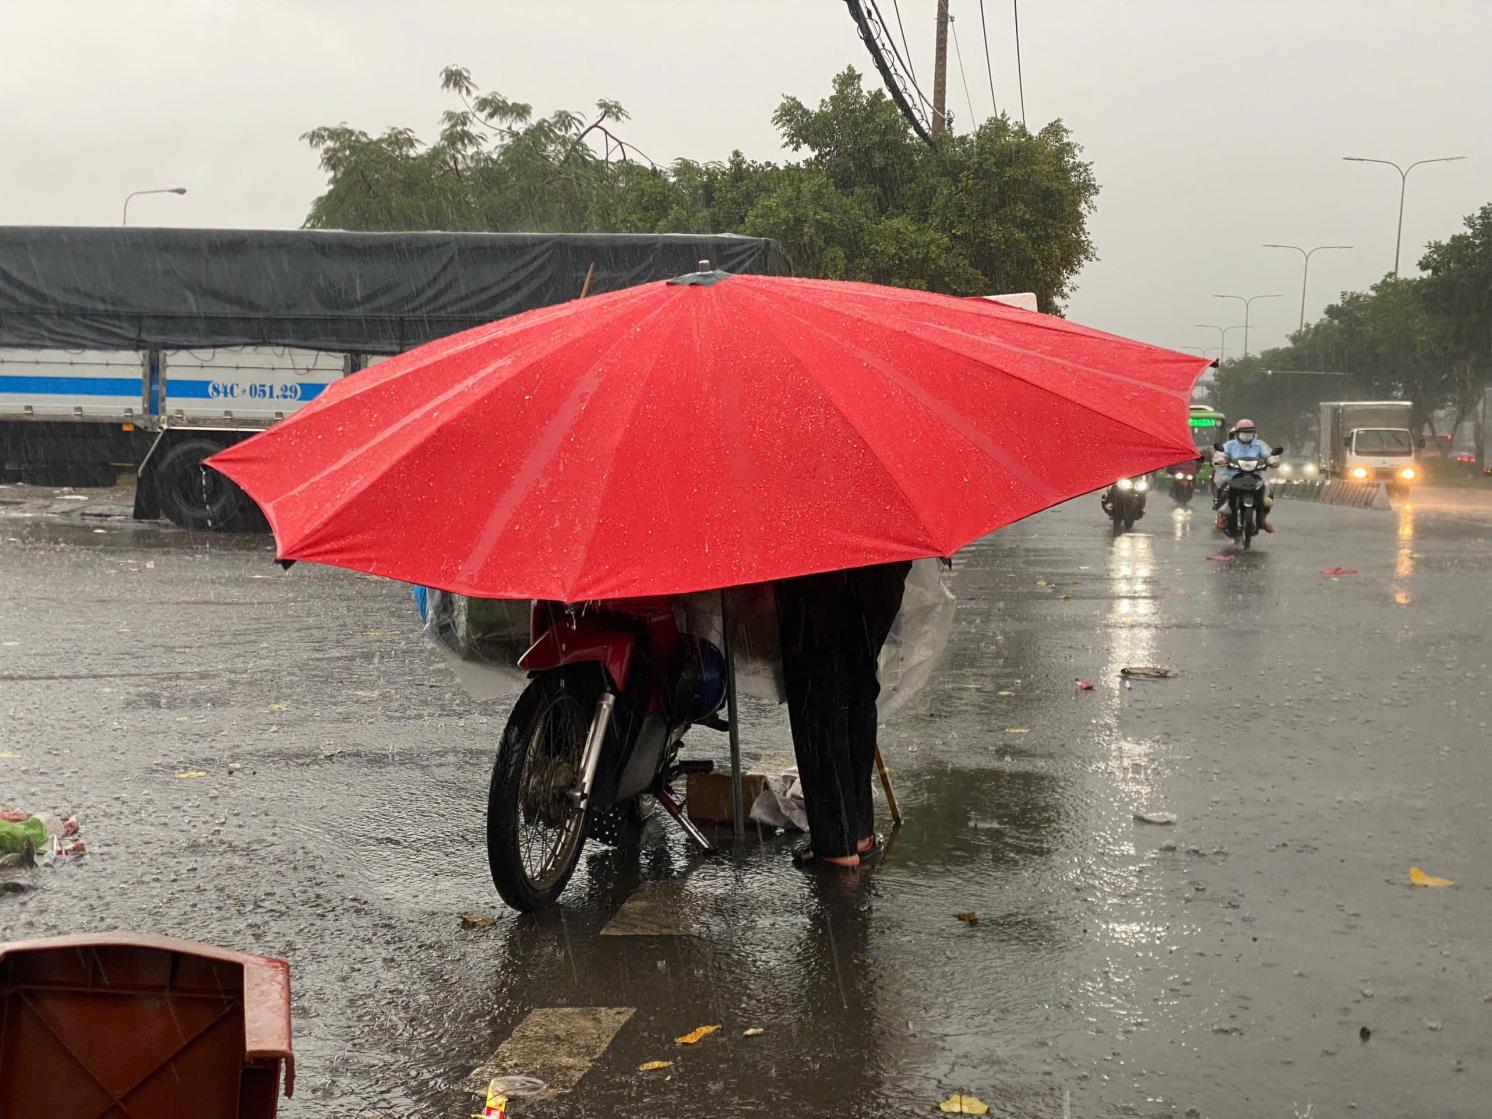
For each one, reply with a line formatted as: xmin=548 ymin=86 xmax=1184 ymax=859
xmin=791 ymin=847 xmax=860 ymax=870
xmin=792 ymin=834 xmax=883 ymax=870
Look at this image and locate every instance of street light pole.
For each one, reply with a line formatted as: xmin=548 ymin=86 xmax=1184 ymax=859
xmin=1262 ymin=243 xmax=1352 ymax=331
xmin=1212 ymin=293 xmax=1281 ymax=359
xmin=1194 ymin=324 xmax=1245 ymax=365
xmin=122 ymin=187 xmax=188 ymax=225
xmin=1341 ymin=155 xmax=1466 ymax=276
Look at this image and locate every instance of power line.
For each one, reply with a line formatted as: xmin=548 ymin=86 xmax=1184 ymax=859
xmin=977 ymin=0 xmax=997 ymax=117
xmin=1012 ymin=0 xmax=1026 ymax=125
xmin=868 ymin=0 xmax=934 ymax=109
xmin=950 ymin=16 xmax=976 ymax=129
xmin=844 ymin=0 xmax=937 ymax=147
xmin=889 ymin=0 xmax=917 ymax=84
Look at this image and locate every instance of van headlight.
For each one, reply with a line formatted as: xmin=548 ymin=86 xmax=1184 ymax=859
xmin=1399 ymin=467 xmax=1416 ymax=482
xmin=1136 ymin=479 xmax=1149 ymax=492
xmin=1351 ymin=466 xmax=1369 ymax=480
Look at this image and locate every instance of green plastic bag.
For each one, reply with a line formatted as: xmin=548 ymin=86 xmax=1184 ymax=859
xmin=0 ymin=817 xmax=47 ymax=854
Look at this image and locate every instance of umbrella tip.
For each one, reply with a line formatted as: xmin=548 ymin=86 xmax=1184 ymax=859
xmin=667 ymin=262 xmax=731 ymax=287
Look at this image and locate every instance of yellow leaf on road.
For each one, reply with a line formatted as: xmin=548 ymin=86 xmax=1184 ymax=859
xmin=743 ymin=1027 xmax=765 ymax=1037
xmin=1410 ymin=867 xmax=1454 ymax=887
xmin=996 ymin=690 xmax=1013 ymax=697
xmin=675 ymin=1024 xmax=720 ymax=1045
xmin=638 ymin=1060 xmax=672 ymax=1071
xmin=176 ymin=770 xmax=207 ymax=779
xmin=938 ymin=1092 xmax=989 ymax=1114
xmin=1004 ymin=728 xmax=1030 ymax=734
xmin=458 ymin=914 xmax=497 ymax=928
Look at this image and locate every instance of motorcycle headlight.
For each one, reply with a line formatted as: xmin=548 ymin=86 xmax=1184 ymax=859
xmin=1304 ymin=463 xmax=1318 ymax=476
xmin=1117 ymin=478 xmax=1133 ymax=490
xmin=1136 ymin=479 xmax=1150 ymax=492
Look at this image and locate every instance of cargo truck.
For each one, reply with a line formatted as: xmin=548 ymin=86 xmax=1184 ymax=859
xmin=1317 ymin=400 xmax=1419 ymax=487
xmin=1 ymin=226 xmax=783 ymax=529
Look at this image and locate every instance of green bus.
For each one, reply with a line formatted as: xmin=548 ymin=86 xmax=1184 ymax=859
xmin=1152 ymin=405 xmax=1226 ymax=490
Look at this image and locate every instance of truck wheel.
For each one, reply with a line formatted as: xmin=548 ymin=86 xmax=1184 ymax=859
xmin=153 ymin=438 xmax=245 ymax=531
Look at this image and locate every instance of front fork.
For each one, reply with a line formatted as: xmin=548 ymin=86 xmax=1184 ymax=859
xmin=568 ymin=692 xmax=616 ymax=811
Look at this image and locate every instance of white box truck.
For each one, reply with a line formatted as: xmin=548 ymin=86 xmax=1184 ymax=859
xmin=1318 ymin=400 xmax=1419 ymax=486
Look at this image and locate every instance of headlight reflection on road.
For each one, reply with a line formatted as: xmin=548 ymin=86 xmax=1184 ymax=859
xmin=1394 ymin=504 xmax=1416 ymax=605
xmin=1105 ymin=532 xmax=1158 ymax=689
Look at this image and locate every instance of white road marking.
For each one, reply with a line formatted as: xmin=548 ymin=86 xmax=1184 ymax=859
xmin=466 ymin=1006 xmax=635 ymax=1094
xmin=600 ymin=880 xmax=699 ymax=936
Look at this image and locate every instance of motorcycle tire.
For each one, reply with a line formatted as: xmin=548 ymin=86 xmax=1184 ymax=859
xmin=1124 ymin=512 xmax=1137 ymax=531
xmin=1241 ymin=508 xmax=1255 ymax=549
xmin=1174 ymin=488 xmax=1193 ymax=506
xmin=1111 ymin=511 xmax=1125 ymax=535
xmin=487 ymin=667 xmax=602 ymax=910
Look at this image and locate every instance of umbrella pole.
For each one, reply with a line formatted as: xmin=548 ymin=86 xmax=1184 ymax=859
xmin=720 ymin=588 xmax=746 ymax=839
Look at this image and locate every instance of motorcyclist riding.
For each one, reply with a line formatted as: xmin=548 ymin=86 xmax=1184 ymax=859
xmin=1212 ymin=419 xmax=1275 ymax=533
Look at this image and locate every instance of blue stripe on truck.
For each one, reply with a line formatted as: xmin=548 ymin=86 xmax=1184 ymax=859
xmin=0 ymin=374 xmax=143 ymax=396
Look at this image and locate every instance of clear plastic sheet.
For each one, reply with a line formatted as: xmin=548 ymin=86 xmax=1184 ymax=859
xmin=412 ymin=557 xmax=957 ymax=715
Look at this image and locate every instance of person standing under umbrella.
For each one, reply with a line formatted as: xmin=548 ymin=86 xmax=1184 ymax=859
xmin=776 ymin=561 xmax=912 ymax=868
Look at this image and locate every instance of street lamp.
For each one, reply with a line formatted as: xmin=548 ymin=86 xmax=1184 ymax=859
xmin=1263 ymin=244 xmax=1352 ymax=331
xmin=122 ymin=187 xmax=187 ymax=225
xmin=1212 ymin=293 xmax=1280 ymax=359
xmin=1194 ymin=323 xmax=1246 ymax=364
xmin=1341 ymin=155 xmax=1466 ymax=276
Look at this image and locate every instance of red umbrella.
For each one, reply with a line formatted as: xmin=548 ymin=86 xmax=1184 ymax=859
xmin=209 ymin=271 xmax=1208 ymax=601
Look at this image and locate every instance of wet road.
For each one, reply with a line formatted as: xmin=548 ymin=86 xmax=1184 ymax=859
xmin=3 ymin=482 xmax=1490 ymax=1118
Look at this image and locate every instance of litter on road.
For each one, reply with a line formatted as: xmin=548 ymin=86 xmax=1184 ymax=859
xmin=1120 ymin=666 xmax=1179 ymax=679
xmin=1409 ymin=867 xmax=1454 ymax=887
xmin=1135 ymin=812 xmax=1179 ymax=826
xmin=938 ymin=1091 xmax=990 ymax=1114
xmin=676 ymin=1024 xmax=721 ymax=1045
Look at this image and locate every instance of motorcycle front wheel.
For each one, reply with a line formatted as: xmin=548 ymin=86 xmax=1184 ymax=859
xmin=1240 ymin=506 xmax=1256 ymax=549
xmin=487 ymin=668 xmax=599 ymax=910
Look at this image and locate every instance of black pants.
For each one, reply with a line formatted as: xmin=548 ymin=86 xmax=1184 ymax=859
xmin=775 ymin=562 xmax=912 ymax=858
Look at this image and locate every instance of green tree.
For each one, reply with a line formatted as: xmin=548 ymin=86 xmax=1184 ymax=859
xmin=302 ymin=66 xmax=1099 ymax=309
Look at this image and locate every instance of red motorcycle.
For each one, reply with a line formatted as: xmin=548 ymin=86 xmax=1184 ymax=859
xmin=486 ymin=598 xmax=730 ymax=910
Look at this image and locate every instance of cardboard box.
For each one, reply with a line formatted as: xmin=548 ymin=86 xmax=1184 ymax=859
xmin=685 ymin=771 xmax=767 ymax=824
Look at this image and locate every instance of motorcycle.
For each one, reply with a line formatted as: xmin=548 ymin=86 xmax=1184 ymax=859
xmin=1166 ymin=460 xmax=1201 ymax=506
xmin=487 ymin=598 xmax=728 ymax=910
xmin=1215 ymin=445 xmax=1284 ymax=549
xmin=1100 ymin=475 xmax=1149 ymax=533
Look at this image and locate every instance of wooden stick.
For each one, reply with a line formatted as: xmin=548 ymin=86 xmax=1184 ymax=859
xmin=578 ymin=261 xmax=595 ymax=299
xmin=875 ymin=746 xmax=903 ymax=827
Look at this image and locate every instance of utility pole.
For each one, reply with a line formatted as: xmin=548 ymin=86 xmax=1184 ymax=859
xmin=932 ymin=0 xmax=951 ymax=136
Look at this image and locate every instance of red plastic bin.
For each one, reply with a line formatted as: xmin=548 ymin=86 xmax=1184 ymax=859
xmin=0 ymin=932 xmax=294 ymax=1117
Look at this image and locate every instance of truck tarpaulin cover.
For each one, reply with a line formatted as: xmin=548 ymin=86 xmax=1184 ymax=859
xmin=0 ymin=226 xmax=784 ymax=354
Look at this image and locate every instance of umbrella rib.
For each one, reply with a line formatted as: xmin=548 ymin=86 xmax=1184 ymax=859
xmin=749 ymin=279 xmax=1203 ymax=449
xmin=738 ymin=288 xmax=1064 ymax=515
xmin=273 ymin=294 xmax=660 ymax=556
xmin=737 ymin=297 xmax=983 ymax=550
xmin=453 ymin=293 xmax=689 ymax=597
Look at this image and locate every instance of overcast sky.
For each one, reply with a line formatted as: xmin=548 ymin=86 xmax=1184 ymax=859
xmin=3 ymin=1 xmax=1488 ymax=355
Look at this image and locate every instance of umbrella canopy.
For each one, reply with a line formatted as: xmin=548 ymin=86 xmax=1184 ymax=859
xmin=208 ymin=271 xmax=1209 ymax=602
